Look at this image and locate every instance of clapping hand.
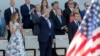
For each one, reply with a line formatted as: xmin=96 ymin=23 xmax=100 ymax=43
xmin=30 ymin=8 xmax=35 ymax=13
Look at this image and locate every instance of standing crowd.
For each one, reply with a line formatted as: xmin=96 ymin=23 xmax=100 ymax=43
xmin=0 ymin=0 xmax=89 ymax=56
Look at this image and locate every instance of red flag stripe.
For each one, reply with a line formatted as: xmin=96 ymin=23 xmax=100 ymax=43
xmin=66 ymin=31 xmax=81 ymax=56
xmin=66 ymin=45 xmax=76 ymax=56
xmin=92 ymin=49 xmax=100 ymax=56
xmin=75 ymin=39 xmax=93 ymax=56
xmin=74 ymin=37 xmax=88 ymax=55
xmin=66 ymin=31 xmax=83 ymax=56
xmin=79 ymin=33 xmax=100 ymax=56
xmin=91 ymin=45 xmax=100 ymax=53
xmin=92 ymin=33 xmax=100 ymax=41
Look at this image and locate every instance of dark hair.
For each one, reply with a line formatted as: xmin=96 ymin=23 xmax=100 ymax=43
xmin=0 ymin=10 xmax=1 ymax=12
xmin=11 ymin=12 xmax=20 ymax=24
xmin=74 ymin=2 xmax=77 ymax=8
xmin=51 ymin=1 xmax=59 ymax=7
xmin=73 ymin=13 xmax=80 ymax=16
xmin=41 ymin=0 xmax=48 ymax=12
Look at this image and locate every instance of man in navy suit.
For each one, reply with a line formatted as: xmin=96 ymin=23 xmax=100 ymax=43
xmin=4 ymin=0 xmax=19 ymax=42
xmin=54 ymin=9 xmax=67 ymax=35
xmin=20 ymin=0 xmax=35 ymax=30
xmin=68 ymin=13 xmax=80 ymax=44
xmin=81 ymin=2 xmax=89 ymax=18
xmin=38 ymin=9 xmax=55 ymax=56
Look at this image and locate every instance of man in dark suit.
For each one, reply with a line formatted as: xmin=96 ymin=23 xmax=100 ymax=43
xmin=50 ymin=1 xmax=59 ymax=21
xmin=38 ymin=9 xmax=55 ymax=56
xmin=20 ymin=0 xmax=35 ymax=30
xmin=63 ymin=0 xmax=74 ymax=27
xmin=54 ymin=9 xmax=67 ymax=35
xmin=50 ymin=1 xmax=66 ymax=35
xmin=4 ymin=0 xmax=19 ymax=42
xmin=32 ymin=4 xmax=42 ymax=35
xmin=68 ymin=13 xmax=80 ymax=44
xmin=0 ymin=10 xmax=7 ymax=38
xmin=81 ymin=2 xmax=89 ymax=18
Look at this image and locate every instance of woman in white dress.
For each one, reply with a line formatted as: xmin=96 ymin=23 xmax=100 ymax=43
xmin=6 ymin=12 xmax=26 ymax=56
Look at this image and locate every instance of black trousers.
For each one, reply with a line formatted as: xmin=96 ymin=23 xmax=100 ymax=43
xmin=39 ymin=37 xmax=52 ymax=56
xmin=7 ymin=30 xmax=11 ymax=42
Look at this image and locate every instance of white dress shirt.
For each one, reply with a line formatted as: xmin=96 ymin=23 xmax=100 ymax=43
xmin=42 ymin=15 xmax=51 ymax=28
xmin=36 ymin=12 xmax=41 ymax=17
xmin=10 ymin=7 xmax=16 ymax=13
xmin=53 ymin=10 xmax=56 ymax=15
xmin=74 ymin=20 xmax=79 ymax=27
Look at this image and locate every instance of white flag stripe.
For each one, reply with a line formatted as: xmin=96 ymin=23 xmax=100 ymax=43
xmin=84 ymin=39 xmax=93 ymax=52
xmin=75 ymin=37 xmax=83 ymax=50
xmin=75 ymin=39 xmax=93 ymax=56
xmin=92 ymin=27 xmax=100 ymax=36
xmin=86 ymin=53 xmax=92 ymax=56
xmin=91 ymin=38 xmax=100 ymax=48
xmin=92 ymin=50 xmax=100 ymax=56
xmin=76 ymin=53 xmax=80 ymax=56
xmin=67 ymin=33 xmax=81 ymax=53
xmin=69 ymin=33 xmax=86 ymax=56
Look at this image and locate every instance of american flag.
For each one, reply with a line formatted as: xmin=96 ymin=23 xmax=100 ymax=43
xmin=66 ymin=0 xmax=100 ymax=56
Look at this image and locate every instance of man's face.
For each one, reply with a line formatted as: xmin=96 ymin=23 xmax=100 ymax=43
xmin=74 ymin=14 xmax=80 ymax=21
xmin=44 ymin=9 xmax=50 ymax=18
xmin=85 ymin=2 xmax=89 ymax=10
xmin=36 ymin=5 xmax=41 ymax=12
xmin=10 ymin=0 xmax=15 ymax=7
xmin=56 ymin=9 xmax=62 ymax=16
xmin=53 ymin=3 xmax=59 ymax=10
xmin=25 ymin=0 xmax=30 ymax=4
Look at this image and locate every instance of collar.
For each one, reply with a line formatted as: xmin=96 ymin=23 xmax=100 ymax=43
xmin=74 ymin=20 xmax=78 ymax=23
xmin=10 ymin=6 xmax=15 ymax=9
xmin=42 ymin=15 xmax=49 ymax=20
xmin=70 ymin=8 xmax=73 ymax=11
xmin=53 ymin=10 xmax=56 ymax=15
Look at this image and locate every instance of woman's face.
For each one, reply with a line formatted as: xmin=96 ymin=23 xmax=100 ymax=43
xmin=15 ymin=13 xmax=19 ymax=20
xmin=42 ymin=1 xmax=47 ymax=6
xmin=68 ymin=1 xmax=74 ymax=8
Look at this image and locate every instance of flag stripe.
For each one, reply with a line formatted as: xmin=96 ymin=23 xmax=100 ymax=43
xmin=74 ymin=37 xmax=88 ymax=55
xmin=66 ymin=1 xmax=100 ymax=55
xmin=75 ymin=39 xmax=93 ymax=56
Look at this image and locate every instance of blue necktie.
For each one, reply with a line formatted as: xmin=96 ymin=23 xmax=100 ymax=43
xmin=76 ymin=21 xmax=79 ymax=27
xmin=47 ymin=19 xmax=51 ymax=29
xmin=27 ymin=4 xmax=32 ymax=20
xmin=0 ymin=18 xmax=2 ymax=26
xmin=57 ymin=16 xmax=62 ymax=24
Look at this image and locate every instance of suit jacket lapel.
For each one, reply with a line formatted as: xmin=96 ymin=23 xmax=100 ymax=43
xmin=74 ymin=21 xmax=78 ymax=29
xmin=35 ymin=12 xmax=40 ymax=18
xmin=25 ymin=4 xmax=30 ymax=11
xmin=56 ymin=16 xmax=62 ymax=25
xmin=49 ymin=19 xmax=53 ymax=30
xmin=61 ymin=16 xmax=64 ymax=25
xmin=9 ymin=8 xmax=12 ymax=15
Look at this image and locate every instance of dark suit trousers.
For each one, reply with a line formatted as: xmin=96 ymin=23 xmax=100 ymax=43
xmin=7 ymin=30 xmax=11 ymax=42
xmin=39 ymin=36 xmax=52 ymax=56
